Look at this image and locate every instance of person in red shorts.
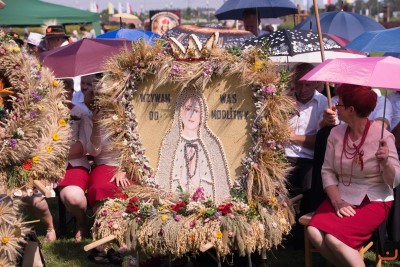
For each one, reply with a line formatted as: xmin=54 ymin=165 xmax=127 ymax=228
xmin=58 ymin=78 xmax=92 ymax=242
xmin=307 ymin=84 xmax=400 ymax=266
xmin=83 ymin=83 xmax=130 ymax=212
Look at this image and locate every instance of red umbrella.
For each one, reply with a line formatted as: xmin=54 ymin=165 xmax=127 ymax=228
xmin=40 ymin=39 xmax=131 ymax=78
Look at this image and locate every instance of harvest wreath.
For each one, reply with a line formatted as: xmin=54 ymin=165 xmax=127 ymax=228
xmin=0 ymin=31 xmax=70 ymax=191
xmin=0 ymin=30 xmax=70 ymax=266
xmin=89 ymin=34 xmax=298 ymax=259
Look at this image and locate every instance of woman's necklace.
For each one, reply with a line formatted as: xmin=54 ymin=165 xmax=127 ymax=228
xmin=340 ymin=120 xmax=371 ymax=186
xmin=184 ymin=142 xmax=199 ymax=180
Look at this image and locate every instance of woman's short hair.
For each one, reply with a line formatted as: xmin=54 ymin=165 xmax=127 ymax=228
xmin=336 ymin=84 xmax=377 ymax=117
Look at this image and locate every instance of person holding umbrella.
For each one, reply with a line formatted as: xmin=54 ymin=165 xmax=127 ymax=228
xmin=307 ymin=84 xmax=400 ymax=266
xmin=242 ymin=9 xmax=269 ymax=37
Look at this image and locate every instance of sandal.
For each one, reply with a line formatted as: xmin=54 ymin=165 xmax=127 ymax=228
xmin=87 ymin=249 xmax=111 ymax=264
xmin=44 ymin=228 xmax=56 ymax=242
xmin=107 ymin=248 xmax=123 ymax=264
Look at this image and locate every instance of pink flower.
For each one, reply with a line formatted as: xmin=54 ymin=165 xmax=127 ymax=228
xmin=174 ymin=215 xmax=182 ymax=221
xmin=191 ymin=187 xmax=205 ymax=202
xmin=263 ymin=84 xmax=277 ymax=95
xmin=189 ymin=221 xmax=196 ymax=228
xmin=101 ymin=210 xmax=108 ymax=217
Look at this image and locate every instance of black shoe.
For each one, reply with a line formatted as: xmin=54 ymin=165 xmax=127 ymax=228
xmin=87 ymin=249 xmax=111 ymax=264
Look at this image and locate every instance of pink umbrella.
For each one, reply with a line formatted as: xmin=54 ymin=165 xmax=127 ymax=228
xmin=300 ymin=56 xmax=400 ymax=90
xmin=40 ymin=38 xmax=131 ymax=78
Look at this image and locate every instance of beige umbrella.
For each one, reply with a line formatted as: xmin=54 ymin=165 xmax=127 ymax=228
xmin=109 ymin=13 xmax=142 ymax=26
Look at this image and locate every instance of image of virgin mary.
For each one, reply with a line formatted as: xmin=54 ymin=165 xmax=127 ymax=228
xmin=155 ymin=88 xmax=231 ymax=203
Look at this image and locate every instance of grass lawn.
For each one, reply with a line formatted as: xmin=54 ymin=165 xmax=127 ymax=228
xmin=29 ymin=198 xmax=400 ymax=266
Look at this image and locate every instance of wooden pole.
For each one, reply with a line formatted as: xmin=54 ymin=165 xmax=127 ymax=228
xmin=84 ymin=235 xmax=116 ymax=251
xmin=312 ymin=0 xmax=332 ymax=108
xmin=33 ymin=180 xmax=52 ymax=198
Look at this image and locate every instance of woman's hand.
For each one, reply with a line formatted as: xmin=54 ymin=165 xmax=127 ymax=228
xmin=375 ymin=139 xmax=389 ymax=164
xmin=110 ymin=171 xmax=130 ymax=188
xmin=333 ymin=200 xmax=356 ymax=218
xmin=319 ymin=107 xmax=338 ymax=128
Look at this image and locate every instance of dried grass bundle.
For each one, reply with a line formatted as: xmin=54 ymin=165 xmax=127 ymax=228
xmin=0 ymin=35 xmax=70 ymax=189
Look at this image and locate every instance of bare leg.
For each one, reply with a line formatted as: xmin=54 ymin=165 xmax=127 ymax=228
xmin=59 ymin=186 xmax=87 ymax=241
xmin=325 ymin=234 xmax=365 ymax=267
xmin=307 ymin=226 xmax=339 ymax=264
xmin=23 ymin=195 xmax=56 ymax=241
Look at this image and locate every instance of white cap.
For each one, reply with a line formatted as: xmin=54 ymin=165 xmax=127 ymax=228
xmin=27 ymin=32 xmax=44 ymax=47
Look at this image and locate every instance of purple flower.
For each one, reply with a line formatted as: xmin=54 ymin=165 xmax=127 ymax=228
xmin=203 ymin=62 xmax=213 ymax=76
xmin=8 ymin=139 xmax=17 ymax=149
xmin=171 ymin=63 xmax=183 ymax=75
xmin=29 ymin=111 xmax=37 ymax=119
xmin=34 ymin=71 xmax=41 ymax=79
xmin=263 ymin=84 xmax=277 ymax=95
xmin=31 ymin=91 xmax=42 ymax=101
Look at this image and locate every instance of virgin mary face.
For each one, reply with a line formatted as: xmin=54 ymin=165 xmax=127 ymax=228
xmin=180 ymin=96 xmax=201 ymax=131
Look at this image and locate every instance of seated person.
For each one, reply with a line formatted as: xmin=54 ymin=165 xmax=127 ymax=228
xmin=307 ymin=84 xmax=400 ymax=266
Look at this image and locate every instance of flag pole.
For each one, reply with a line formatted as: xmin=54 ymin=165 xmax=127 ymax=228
xmin=313 ymin=0 xmax=332 ymax=108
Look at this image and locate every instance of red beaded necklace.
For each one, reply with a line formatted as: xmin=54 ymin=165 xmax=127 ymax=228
xmin=340 ymin=120 xmax=371 ymax=186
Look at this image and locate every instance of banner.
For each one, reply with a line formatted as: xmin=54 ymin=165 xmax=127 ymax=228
xmin=108 ymin=1 xmax=114 ymax=15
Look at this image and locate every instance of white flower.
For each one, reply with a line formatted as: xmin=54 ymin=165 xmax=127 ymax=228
xmin=123 ymin=139 xmax=128 ymax=146
xmin=112 ymin=115 xmax=119 ymax=121
xmin=272 ymin=222 xmax=278 ymax=228
xmin=16 ymin=128 xmax=24 ymax=137
xmin=57 ymin=101 xmax=65 ymax=109
xmin=186 ymin=201 xmax=205 ymax=212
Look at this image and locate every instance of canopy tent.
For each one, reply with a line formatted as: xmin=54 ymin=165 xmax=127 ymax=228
xmin=0 ymin=0 xmax=101 ymax=34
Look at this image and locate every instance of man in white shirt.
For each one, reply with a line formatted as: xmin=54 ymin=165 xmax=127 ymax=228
xmin=285 ymin=63 xmax=328 ymax=200
xmin=285 ymin=63 xmax=328 ymax=248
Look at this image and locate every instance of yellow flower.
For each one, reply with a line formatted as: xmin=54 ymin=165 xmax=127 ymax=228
xmin=215 ymin=231 xmax=222 ymax=239
xmin=32 ymin=156 xmax=40 ymax=164
xmin=199 ymin=208 xmax=207 ymax=215
xmin=52 ymin=133 xmax=60 ymax=141
xmin=252 ymin=55 xmax=264 ymax=71
xmin=161 ymin=214 xmax=169 ymax=221
xmin=1 ymin=236 xmax=9 ymax=244
xmin=45 ymin=146 xmax=53 ymax=152
xmin=52 ymin=80 xmax=59 ymax=87
xmin=10 ymin=46 xmax=20 ymax=53
xmin=270 ymin=197 xmax=278 ymax=206
xmin=37 ymin=105 xmax=44 ymax=111
xmin=111 ymin=203 xmax=122 ymax=212
xmin=58 ymin=119 xmax=67 ymax=127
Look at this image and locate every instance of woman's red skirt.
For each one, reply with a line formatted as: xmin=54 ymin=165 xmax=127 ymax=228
xmin=58 ymin=165 xmax=89 ymax=191
xmin=308 ymin=196 xmax=393 ymax=250
xmin=87 ymin=165 xmax=121 ymax=207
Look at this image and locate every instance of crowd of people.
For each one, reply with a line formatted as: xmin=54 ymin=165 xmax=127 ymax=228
xmin=2 ymin=7 xmax=400 ymax=266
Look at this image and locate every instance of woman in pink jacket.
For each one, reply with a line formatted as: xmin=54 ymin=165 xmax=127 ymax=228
xmin=307 ymin=84 xmax=400 ymax=266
